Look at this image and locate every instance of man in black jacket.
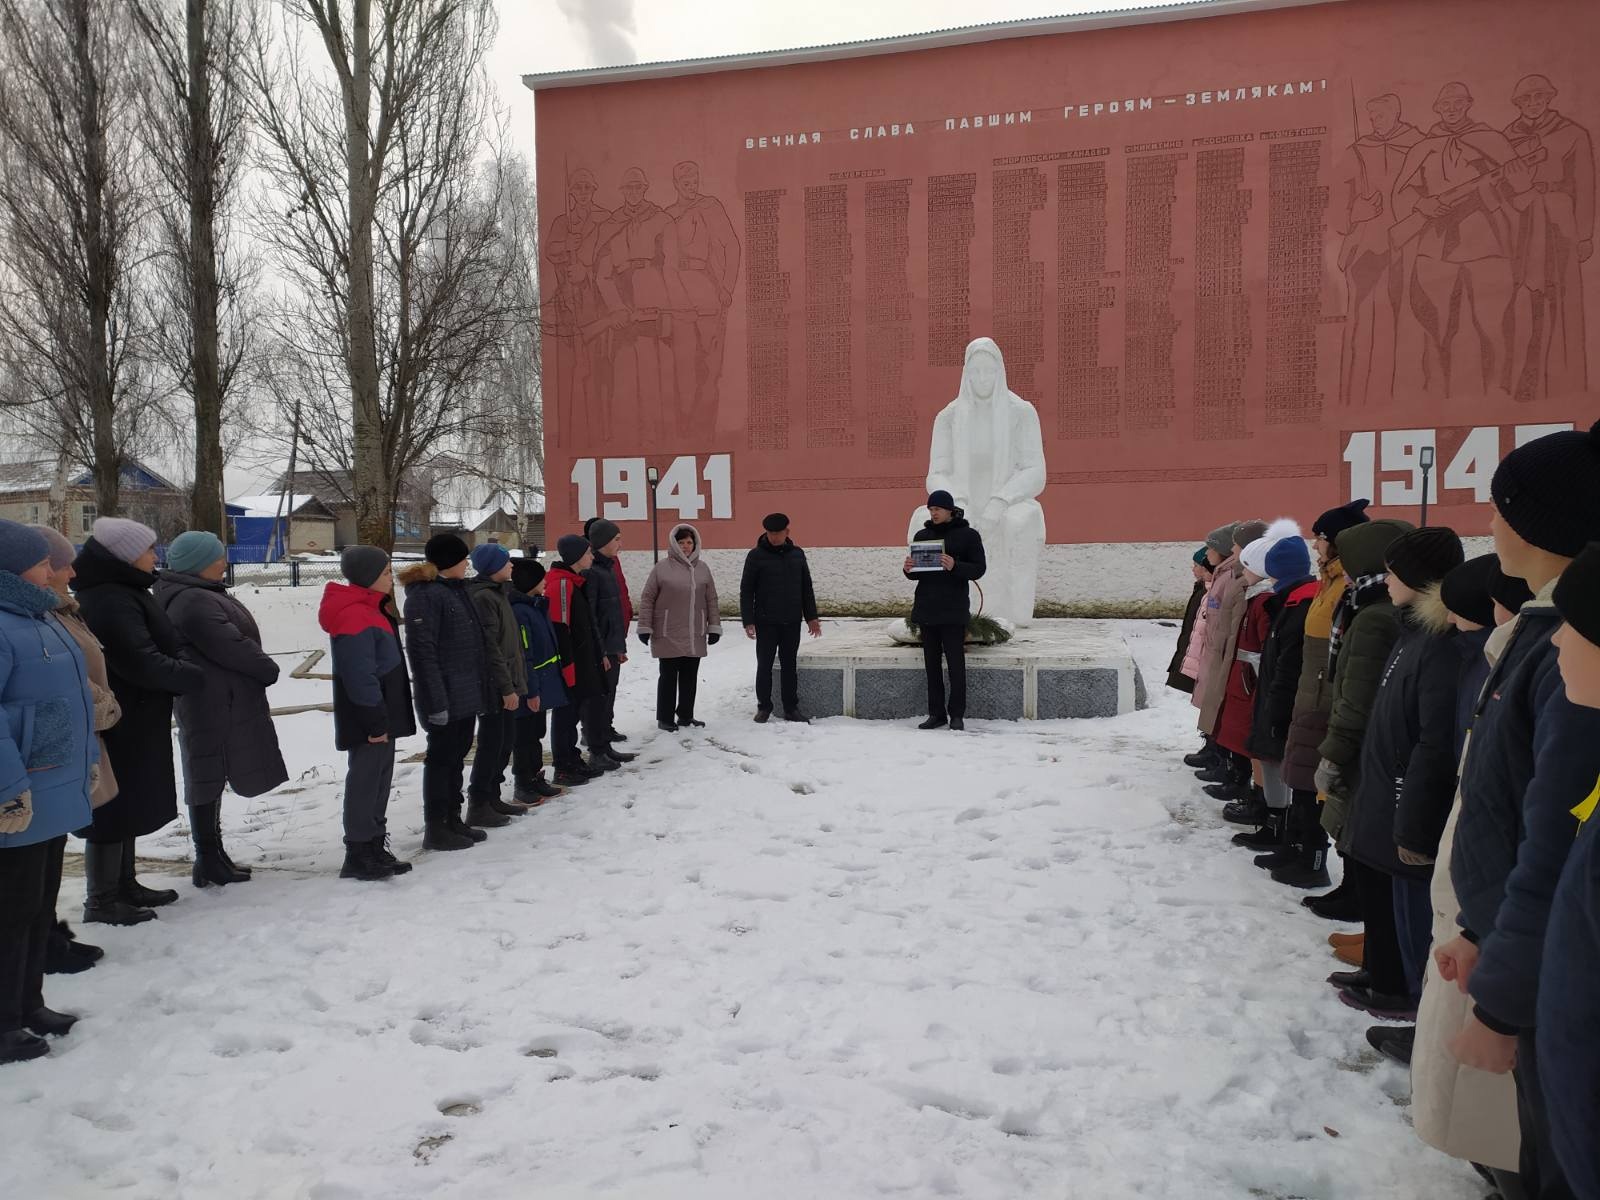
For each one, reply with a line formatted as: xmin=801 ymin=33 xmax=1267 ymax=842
xmin=740 ymin=513 xmax=821 ymax=722
xmin=583 ymin=520 xmax=635 ymax=763
xmin=400 ymin=534 xmax=493 ymax=851
xmin=903 ymin=490 xmax=985 ymax=731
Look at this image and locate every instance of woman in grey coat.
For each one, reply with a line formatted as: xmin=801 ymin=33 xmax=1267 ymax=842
xmin=637 ymin=525 xmax=722 ymax=731
xmin=153 ymin=531 xmax=287 ymax=888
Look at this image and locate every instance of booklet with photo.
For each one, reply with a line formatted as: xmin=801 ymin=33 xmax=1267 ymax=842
xmin=908 ymin=540 xmax=946 ymax=572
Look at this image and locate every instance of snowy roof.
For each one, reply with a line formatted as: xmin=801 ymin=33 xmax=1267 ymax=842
xmin=0 ymin=460 xmax=57 ymax=494
xmin=433 ymin=504 xmax=528 ymax=530
xmin=228 ymin=493 xmax=336 ymax=520
xmin=522 ymin=0 xmax=1339 ymax=88
xmin=0 ymin=458 xmax=180 ymax=495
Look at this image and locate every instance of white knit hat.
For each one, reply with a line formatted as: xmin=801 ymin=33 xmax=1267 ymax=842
xmin=1240 ymin=517 xmax=1302 ymax=578
xmin=92 ymin=516 xmax=158 ymax=565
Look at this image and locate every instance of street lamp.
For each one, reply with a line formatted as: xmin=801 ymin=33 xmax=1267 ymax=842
xmin=1419 ymin=444 xmax=1436 ymax=527
xmin=646 ymin=465 xmax=661 ymax=562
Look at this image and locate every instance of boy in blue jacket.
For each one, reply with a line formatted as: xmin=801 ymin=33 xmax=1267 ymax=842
xmin=508 ymin=559 xmax=568 ymax=804
xmin=1541 ymin=542 xmax=1600 ymax=1200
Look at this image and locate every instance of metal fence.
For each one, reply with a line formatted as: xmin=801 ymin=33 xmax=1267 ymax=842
xmin=224 ymin=560 xmax=350 ymax=588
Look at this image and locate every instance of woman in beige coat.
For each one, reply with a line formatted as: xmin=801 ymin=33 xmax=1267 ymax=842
xmin=1411 ymin=615 xmax=1520 ymax=1185
xmin=637 ymin=524 xmax=721 ymax=732
xmin=31 ymin=525 xmax=121 ymax=974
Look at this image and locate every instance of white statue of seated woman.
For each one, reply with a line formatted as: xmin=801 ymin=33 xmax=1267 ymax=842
xmin=907 ymin=336 xmax=1046 ymax=627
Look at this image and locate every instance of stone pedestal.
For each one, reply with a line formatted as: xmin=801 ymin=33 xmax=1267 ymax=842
xmin=779 ymin=621 xmax=1144 ymax=720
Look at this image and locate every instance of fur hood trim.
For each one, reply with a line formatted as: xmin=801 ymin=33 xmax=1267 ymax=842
xmin=1411 ymin=582 xmax=1453 ymax=635
xmin=398 ymin=562 xmax=438 ymax=588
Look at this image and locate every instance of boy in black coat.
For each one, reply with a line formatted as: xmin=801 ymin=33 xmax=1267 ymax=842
xmin=1540 ymin=542 xmax=1600 ymax=1200
xmin=547 ymin=535 xmax=611 ymax=784
xmin=400 ymin=534 xmax=493 ymax=852
xmin=903 ymin=490 xmax=986 ymax=730
xmin=319 ymin=546 xmax=415 ymax=879
xmin=1432 ymin=420 xmax=1600 ymax=1198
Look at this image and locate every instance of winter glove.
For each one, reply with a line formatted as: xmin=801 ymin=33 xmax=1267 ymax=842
xmin=707 ymin=632 xmax=721 ymax=646
xmin=0 ymin=790 xmax=33 ymax=836
xmin=638 ymin=632 xmax=651 ymax=646
xmin=427 ymin=710 xmax=449 ymax=726
xmin=91 ymin=683 xmax=121 ymax=732
xmin=1313 ymin=758 xmax=1341 ymax=797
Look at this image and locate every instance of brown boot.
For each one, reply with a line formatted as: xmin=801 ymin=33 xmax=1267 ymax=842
xmin=1333 ymin=942 xmax=1364 ymax=968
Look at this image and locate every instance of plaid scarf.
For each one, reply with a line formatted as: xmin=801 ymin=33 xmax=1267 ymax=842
xmin=1327 ymin=570 xmax=1389 ymax=680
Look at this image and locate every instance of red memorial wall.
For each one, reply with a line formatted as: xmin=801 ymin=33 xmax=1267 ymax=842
xmin=532 ymin=0 xmax=1599 ymax=547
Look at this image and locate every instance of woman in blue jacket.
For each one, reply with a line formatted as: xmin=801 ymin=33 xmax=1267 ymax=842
xmin=508 ymin=559 xmax=569 ymax=805
xmin=0 ymin=521 xmax=96 ymax=1065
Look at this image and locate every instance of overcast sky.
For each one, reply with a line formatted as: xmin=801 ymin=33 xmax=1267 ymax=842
xmin=486 ymin=0 xmax=1176 ymax=169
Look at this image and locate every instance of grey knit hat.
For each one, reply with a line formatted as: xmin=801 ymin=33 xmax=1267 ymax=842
xmin=91 ymin=516 xmax=158 ymax=565
xmin=1204 ymin=523 xmax=1238 ymax=556
xmin=27 ymin=524 xmax=76 ymax=571
xmin=1231 ymin=520 xmax=1268 ymax=550
xmin=340 ymin=544 xmax=389 ymax=589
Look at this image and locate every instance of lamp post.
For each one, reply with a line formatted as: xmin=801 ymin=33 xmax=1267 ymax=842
xmin=1419 ymin=444 xmax=1436 ymax=527
xmin=646 ymin=465 xmax=661 ymax=562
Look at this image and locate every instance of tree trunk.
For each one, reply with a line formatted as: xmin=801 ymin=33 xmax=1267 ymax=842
xmin=342 ymin=0 xmax=390 ymax=550
xmin=186 ymin=0 xmax=225 ymax=535
xmin=72 ymin=0 xmax=121 ymax=518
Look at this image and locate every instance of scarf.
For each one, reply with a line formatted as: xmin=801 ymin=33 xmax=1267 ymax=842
xmin=1327 ymin=570 xmax=1389 ymax=680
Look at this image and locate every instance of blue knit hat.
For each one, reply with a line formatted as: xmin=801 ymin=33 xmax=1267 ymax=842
xmin=470 ymin=543 xmax=511 ymax=576
xmin=1263 ymin=536 xmax=1313 ymax=588
xmin=166 ymin=530 xmax=226 ymax=575
xmin=0 ymin=519 xmax=50 ymax=576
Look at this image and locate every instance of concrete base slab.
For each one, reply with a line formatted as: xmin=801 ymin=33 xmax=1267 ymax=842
xmin=778 ymin=620 xmax=1143 ymax=720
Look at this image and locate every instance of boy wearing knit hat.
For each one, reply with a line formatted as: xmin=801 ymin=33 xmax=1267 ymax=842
xmin=583 ymin=521 xmax=635 ymax=763
xmin=1428 ymin=420 xmax=1600 ymax=1198
xmin=463 ymin=544 xmax=528 ymax=823
xmin=1539 ymin=543 xmax=1600 ymax=1200
xmin=547 ymin=535 xmax=610 ymax=785
xmin=399 ymin=533 xmax=494 ymax=851
xmin=1336 ymin=528 xmax=1464 ymax=1033
xmin=319 ymin=546 xmax=415 ymax=879
xmin=507 ymin=559 xmax=568 ymax=804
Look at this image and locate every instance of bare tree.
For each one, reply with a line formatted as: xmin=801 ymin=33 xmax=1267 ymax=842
xmin=246 ymin=0 xmax=512 ymax=551
xmin=0 ymin=0 xmax=158 ymax=518
xmin=130 ymin=0 xmax=259 ymax=536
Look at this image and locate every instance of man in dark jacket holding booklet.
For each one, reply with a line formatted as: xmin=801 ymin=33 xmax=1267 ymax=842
xmin=904 ymin=490 xmax=986 ymax=731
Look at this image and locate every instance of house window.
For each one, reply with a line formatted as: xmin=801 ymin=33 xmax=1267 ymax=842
xmin=80 ymin=504 xmax=96 ymax=534
xmin=24 ymin=504 xmax=41 ymax=523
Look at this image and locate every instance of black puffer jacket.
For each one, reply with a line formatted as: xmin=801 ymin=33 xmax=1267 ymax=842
xmin=399 ymin=563 xmax=492 ymax=724
xmin=1166 ymin=579 xmax=1208 ymax=694
xmin=583 ymin=553 xmax=629 ymax=657
xmin=739 ymin=537 xmax=818 ymax=626
xmin=153 ymin=571 xmax=288 ymax=805
xmin=1452 ymin=591 xmax=1600 ymax=1033
xmin=1346 ymin=590 xmax=1460 ymax=880
xmin=1245 ymin=577 xmax=1318 ymax=761
xmin=906 ymin=516 xmax=986 ymax=626
xmin=71 ymin=538 xmax=205 ymax=841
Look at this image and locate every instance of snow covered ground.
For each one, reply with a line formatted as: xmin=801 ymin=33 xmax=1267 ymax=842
xmin=9 ymin=588 xmax=1484 ymax=1199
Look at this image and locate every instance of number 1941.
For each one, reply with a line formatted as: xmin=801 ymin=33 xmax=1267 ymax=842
xmin=570 ymin=454 xmax=734 ymax=523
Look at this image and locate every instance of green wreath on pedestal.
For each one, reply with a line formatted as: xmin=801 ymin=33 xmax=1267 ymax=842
xmin=905 ymin=583 xmax=1013 ymax=646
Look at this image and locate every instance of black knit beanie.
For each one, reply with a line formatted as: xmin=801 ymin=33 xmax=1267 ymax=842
xmin=1439 ymin=554 xmax=1498 ymax=628
xmin=1490 ymin=419 xmax=1600 ymax=557
xmin=510 ymin=558 xmax=546 ymax=593
xmin=424 ymin=533 xmax=470 ymax=570
xmin=1553 ymin=542 xmax=1600 ymax=648
xmin=588 ymin=519 xmax=621 ymax=551
xmin=1312 ymin=498 xmax=1371 ymax=544
xmin=1489 ymin=561 xmax=1534 ymax=615
xmin=1385 ymin=526 xmax=1465 ymax=590
xmin=762 ymin=512 xmax=790 ymax=534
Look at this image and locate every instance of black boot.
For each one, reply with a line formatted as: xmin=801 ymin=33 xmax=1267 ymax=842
xmin=44 ymin=921 xmax=101 ymax=975
xmin=1222 ymin=788 xmax=1269 ymax=826
xmin=0 ymin=1029 xmax=50 ymax=1064
xmin=529 ymin=772 xmax=564 ymax=799
xmin=340 ymin=840 xmax=395 ymax=881
xmin=1232 ymin=807 xmax=1287 ymax=850
xmin=423 ymin=822 xmax=475 ymax=851
xmin=601 ymin=746 xmax=637 ymax=763
xmin=370 ymin=835 xmax=412 ymax=875
xmin=82 ymin=843 xmax=155 ymax=925
xmin=190 ymin=805 xmax=248 ymax=888
xmin=553 ymin=763 xmax=591 ymax=789
xmin=121 ymin=838 xmax=180 ymax=906
xmin=1183 ymin=739 xmax=1220 ymax=770
xmin=464 ymin=799 xmax=511 ymax=828
xmin=488 ymin=795 xmax=528 ymax=816
xmin=449 ymin=805 xmax=489 ymax=841
xmin=918 ymin=715 xmax=948 ymax=730
xmin=1272 ymin=801 xmax=1332 ymax=889
xmin=25 ymin=1006 xmax=78 ymax=1037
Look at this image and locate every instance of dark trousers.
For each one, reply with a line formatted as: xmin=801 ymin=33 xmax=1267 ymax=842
xmin=0 ymin=835 xmax=65 ymax=1031
xmin=755 ymin=622 xmax=801 ymax=712
xmin=553 ymin=693 xmax=605 ymax=767
xmin=343 ymin=740 xmax=396 ymax=844
xmin=421 ymin=717 xmax=476 ymax=823
xmin=468 ymin=708 xmax=516 ymax=802
xmin=1391 ymin=874 xmax=1434 ymax=1001
xmin=657 ymin=657 xmax=702 ymax=723
xmin=597 ymin=659 xmax=622 ymax=739
xmin=512 ymin=708 xmax=549 ymax=784
xmin=1350 ymin=858 xmax=1407 ymax=996
xmin=920 ymin=623 xmax=967 ymax=719
xmin=1515 ymin=1029 xmax=1578 ymax=1199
